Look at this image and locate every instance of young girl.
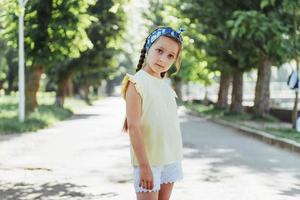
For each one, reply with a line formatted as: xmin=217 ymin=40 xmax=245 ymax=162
xmin=121 ymin=26 xmax=184 ymax=200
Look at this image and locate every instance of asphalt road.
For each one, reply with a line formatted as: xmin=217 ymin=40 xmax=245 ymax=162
xmin=0 ymin=97 xmax=300 ymax=200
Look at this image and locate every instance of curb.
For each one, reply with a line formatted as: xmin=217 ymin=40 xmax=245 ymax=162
xmin=186 ymin=110 xmax=300 ymax=154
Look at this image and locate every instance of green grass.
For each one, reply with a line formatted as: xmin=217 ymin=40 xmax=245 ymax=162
xmin=184 ymin=101 xmax=224 ymax=117
xmin=264 ymin=128 xmax=300 ymax=143
xmin=184 ymin=101 xmax=300 ymax=143
xmin=184 ymin=101 xmax=253 ymax=120
xmin=0 ymin=92 xmax=91 ymax=134
xmin=184 ymin=101 xmax=279 ymax=122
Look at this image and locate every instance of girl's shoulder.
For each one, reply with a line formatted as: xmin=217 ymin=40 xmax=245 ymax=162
xmin=121 ymin=72 xmax=144 ymax=99
xmin=121 ymin=71 xmax=144 ymax=85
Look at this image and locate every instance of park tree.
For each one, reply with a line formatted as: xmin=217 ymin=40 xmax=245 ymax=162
xmin=227 ymin=0 xmax=292 ymax=117
xmin=178 ymin=24 xmax=217 ymax=102
xmin=49 ymin=0 xmax=128 ymax=107
xmin=181 ymin=0 xmax=259 ymax=112
xmin=2 ymin=0 xmax=95 ymax=113
xmin=4 ymin=48 xmax=18 ymax=94
xmin=0 ymin=38 xmax=7 ymax=92
xmin=0 ymin=0 xmax=18 ymax=94
xmin=0 ymin=40 xmax=8 ymax=92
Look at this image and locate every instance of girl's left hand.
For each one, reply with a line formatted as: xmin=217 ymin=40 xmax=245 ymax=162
xmin=139 ymin=165 xmax=154 ymax=190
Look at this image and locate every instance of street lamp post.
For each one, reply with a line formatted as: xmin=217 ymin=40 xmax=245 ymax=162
xmin=18 ymin=0 xmax=29 ymax=122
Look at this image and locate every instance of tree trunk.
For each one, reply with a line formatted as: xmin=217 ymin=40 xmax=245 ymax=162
xmin=65 ymin=77 xmax=74 ymax=97
xmin=173 ymin=80 xmax=182 ymax=101
xmin=216 ymin=70 xmax=232 ymax=109
xmin=6 ymin=49 xmax=17 ymax=95
xmin=79 ymin=84 xmax=91 ymax=105
xmin=55 ymin=73 xmax=71 ymax=108
xmin=230 ymin=68 xmax=243 ymax=113
xmin=254 ymin=57 xmax=272 ymax=118
xmin=292 ymin=89 xmax=299 ymax=129
xmin=203 ymin=85 xmax=209 ymax=105
xmin=105 ymin=79 xmax=114 ymax=96
xmin=0 ymin=80 xmax=4 ymax=91
xmin=25 ymin=66 xmax=43 ymax=113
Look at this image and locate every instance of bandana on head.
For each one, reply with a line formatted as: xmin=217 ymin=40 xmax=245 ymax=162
xmin=145 ymin=27 xmax=185 ymax=52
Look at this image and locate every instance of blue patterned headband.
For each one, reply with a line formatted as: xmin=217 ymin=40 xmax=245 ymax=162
xmin=145 ymin=27 xmax=185 ymax=52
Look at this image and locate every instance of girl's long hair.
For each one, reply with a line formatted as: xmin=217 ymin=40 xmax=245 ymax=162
xmin=122 ymin=30 xmax=183 ymax=133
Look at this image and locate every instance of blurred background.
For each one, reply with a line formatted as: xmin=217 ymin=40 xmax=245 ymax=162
xmin=1 ymin=1 xmax=300 ymax=199
xmin=0 ymin=0 xmax=300 ymax=135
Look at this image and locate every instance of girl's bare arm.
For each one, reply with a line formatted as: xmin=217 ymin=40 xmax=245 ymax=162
xmin=125 ymin=82 xmax=149 ymax=167
xmin=125 ymin=82 xmax=153 ymax=189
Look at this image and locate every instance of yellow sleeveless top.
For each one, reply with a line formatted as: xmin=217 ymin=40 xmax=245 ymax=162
xmin=121 ymin=69 xmax=183 ymax=167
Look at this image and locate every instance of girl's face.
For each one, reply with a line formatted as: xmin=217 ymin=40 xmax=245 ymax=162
xmin=144 ymin=36 xmax=180 ymax=78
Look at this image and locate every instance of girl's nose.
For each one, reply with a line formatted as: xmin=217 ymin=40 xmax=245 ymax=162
xmin=159 ymin=55 xmax=167 ymax=63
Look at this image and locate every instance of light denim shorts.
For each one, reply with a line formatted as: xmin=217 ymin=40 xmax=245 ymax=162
xmin=133 ymin=161 xmax=183 ymax=193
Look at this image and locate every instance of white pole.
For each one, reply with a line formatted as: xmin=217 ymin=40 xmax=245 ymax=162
xmin=18 ymin=0 xmax=25 ymax=122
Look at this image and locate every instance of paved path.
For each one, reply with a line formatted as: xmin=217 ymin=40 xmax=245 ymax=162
xmin=0 ymin=97 xmax=300 ymax=200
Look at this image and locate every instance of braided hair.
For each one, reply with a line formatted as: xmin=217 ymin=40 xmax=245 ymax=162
xmin=136 ymin=41 xmax=147 ymax=72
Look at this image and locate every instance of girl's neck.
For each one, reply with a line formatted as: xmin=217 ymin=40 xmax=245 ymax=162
xmin=142 ymin=65 xmax=162 ymax=79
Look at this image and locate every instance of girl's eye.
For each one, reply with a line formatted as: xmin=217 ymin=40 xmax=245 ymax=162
xmin=156 ymin=49 xmax=163 ymax=54
xmin=168 ymin=54 xmax=175 ymax=59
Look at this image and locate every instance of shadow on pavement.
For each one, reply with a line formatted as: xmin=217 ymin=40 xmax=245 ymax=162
xmin=180 ymin=116 xmax=300 ymax=198
xmin=66 ymin=114 xmax=102 ymax=121
xmin=0 ymin=181 xmax=120 ymax=200
xmin=0 ymin=182 xmax=86 ymax=200
xmin=0 ymin=134 xmax=22 ymax=142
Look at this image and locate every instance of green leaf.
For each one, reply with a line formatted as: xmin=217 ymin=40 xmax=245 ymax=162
xmin=260 ymin=0 xmax=269 ymax=9
xmin=109 ymin=3 xmax=120 ymax=13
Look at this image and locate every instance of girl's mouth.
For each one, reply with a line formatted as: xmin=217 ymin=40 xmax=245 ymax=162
xmin=156 ymin=63 xmax=164 ymax=69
